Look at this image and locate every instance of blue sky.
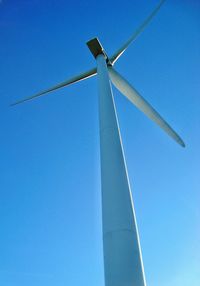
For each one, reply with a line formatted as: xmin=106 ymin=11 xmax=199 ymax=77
xmin=0 ymin=0 xmax=199 ymax=285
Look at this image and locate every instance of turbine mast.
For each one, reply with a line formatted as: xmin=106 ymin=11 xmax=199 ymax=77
xmin=88 ymin=38 xmax=146 ymax=286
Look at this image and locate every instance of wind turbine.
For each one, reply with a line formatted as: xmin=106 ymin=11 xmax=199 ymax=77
xmin=12 ymin=0 xmax=185 ymax=285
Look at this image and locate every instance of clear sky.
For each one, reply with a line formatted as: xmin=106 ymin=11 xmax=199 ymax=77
xmin=0 ymin=0 xmax=199 ymax=285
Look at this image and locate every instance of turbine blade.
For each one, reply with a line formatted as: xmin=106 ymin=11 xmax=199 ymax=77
xmin=110 ymin=0 xmax=166 ymax=65
xmin=108 ymin=67 xmax=185 ymax=147
xmin=11 ymin=67 xmax=97 ymax=106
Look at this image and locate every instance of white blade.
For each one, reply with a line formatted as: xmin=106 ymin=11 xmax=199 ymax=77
xmin=110 ymin=0 xmax=166 ymax=65
xmin=108 ymin=67 xmax=185 ymax=147
xmin=11 ymin=67 xmax=97 ymax=106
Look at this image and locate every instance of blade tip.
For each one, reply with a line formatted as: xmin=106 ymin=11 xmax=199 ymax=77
xmin=179 ymin=140 xmax=186 ymax=148
xmin=10 ymin=101 xmax=21 ymax=107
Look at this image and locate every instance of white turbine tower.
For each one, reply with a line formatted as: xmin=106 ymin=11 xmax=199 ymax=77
xmin=12 ymin=1 xmax=185 ymax=285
